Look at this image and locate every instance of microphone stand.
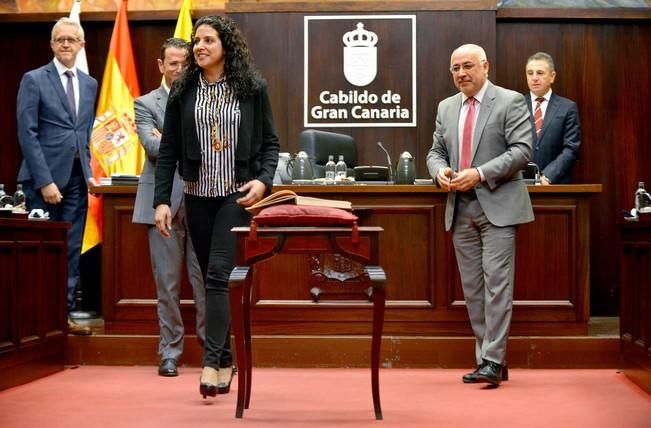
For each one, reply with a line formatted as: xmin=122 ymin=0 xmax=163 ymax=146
xmin=377 ymin=141 xmax=393 ymax=184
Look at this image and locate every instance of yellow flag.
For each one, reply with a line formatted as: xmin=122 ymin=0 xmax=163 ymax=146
xmin=161 ymin=0 xmax=192 ymax=86
xmin=173 ymin=0 xmax=193 ymax=41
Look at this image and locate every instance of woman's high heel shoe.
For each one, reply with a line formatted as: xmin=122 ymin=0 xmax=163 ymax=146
xmin=217 ymin=366 xmax=235 ymax=394
xmin=200 ymin=367 xmax=219 ymax=399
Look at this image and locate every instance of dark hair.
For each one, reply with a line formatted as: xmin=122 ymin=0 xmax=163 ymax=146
xmin=171 ymin=15 xmax=260 ymax=100
xmin=160 ymin=37 xmax=190 ymax=61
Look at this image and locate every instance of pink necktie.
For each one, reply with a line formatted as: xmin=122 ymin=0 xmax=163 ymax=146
xmin=534 ymin=97 xmax=544 ymax=138
xmin=460 ymin=97 xmax=475 ymax=170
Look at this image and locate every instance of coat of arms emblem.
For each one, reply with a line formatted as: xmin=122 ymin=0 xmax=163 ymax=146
xmin=342 ymin=22 xmax=378 ymax=87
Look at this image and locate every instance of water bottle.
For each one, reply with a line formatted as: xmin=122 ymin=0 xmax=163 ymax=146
xmin=335 ymin=155 xmax=347 ymax=181
xmin=635 ymin=181 xmax=651 ymax=213
xmin=13 ymin=184 xmax=26 ymax=210
xmin=324 ymin=155 xmax=336 ymax=183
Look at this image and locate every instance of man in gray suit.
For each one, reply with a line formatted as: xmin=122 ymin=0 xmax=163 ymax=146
xmin=526 ymin=52 xmax=581 ymax=184
xmin=132 ymin=38 xmax=205 ymax=377
xmin=427 ymin=44 xmax=534 ymax=387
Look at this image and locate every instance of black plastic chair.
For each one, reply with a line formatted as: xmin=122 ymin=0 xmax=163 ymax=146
xmin=299 ymin=129 xmax=357 ymax=178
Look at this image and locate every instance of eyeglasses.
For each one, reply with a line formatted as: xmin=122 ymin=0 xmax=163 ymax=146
xmin=53 ymin=37 xmax=80 ymax=45
xmin=449 ymin=62 xmax=481 ymax=74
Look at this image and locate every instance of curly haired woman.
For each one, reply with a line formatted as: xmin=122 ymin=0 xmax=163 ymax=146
xmin=153 ymin=15 xmax=279 ymax=398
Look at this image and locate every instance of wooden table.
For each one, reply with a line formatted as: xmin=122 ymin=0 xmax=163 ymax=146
xmin=228 ymin=225 xmax=386 ymax=419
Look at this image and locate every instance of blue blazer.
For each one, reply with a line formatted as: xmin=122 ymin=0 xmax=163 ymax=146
xmin=17 ymin=61 xmax=98 ymax=189
xmin=526 ymin=92 xmax=581 ymax=184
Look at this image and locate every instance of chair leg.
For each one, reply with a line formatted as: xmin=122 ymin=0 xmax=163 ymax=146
xmin=228 ymin=266 xmax=250 ymax=418
xmin=243 ymin=270 xmax=253 ymax=410
xmin=368 ymin=266 xmax=386 ymax=420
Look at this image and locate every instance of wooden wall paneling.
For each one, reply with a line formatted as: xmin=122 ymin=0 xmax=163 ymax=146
xmin=230 ymin=12 xmax=292 ymax=151
xmin=494 ymin=20 xmax=651 ymax=316
xmin=0 ymin=220 xmax=68 ymax=391
xmin=130 ymin=21 xmax=177 ymax=95
xmin=0 ymin=241 xmax=16 ymax=357
xmin=95 ymin=185 xmax=598 ymax=336
xmin=364 ymin=206 xmax=435 ymax=301
xmin=42 ymin=242 xmax=67 ymax=338
xmin=100 ymin=189 xmax=197 ymax=334
xmin=17 ymin=242 xmax=39 ymax=347
xmin=514 ymin=206 xmax=574 ymax=302
xmin=0 ymin=22 xmax=50 ymax=194
xmin=580 ymin=24 xmax=624 ymax=316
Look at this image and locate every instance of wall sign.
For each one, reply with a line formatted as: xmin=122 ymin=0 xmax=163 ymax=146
xmin=304 ymin=15 xmax=417 ymax=128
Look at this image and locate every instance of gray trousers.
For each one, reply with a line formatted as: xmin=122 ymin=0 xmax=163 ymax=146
xmin=452 ymin=191 xmax=516 ymax=365
xmin=147 ymin=203 xmax=205 ymax=361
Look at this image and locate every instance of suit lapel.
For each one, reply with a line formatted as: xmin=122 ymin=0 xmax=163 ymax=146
xmin=538 ymin=92 xmax=559 ymax=141
xmin=472 ymin=82 xmax=496 ymax=161
xmin=183 ymin=79 xmax=202 ymax=161
xmin=450 ymin=93 xmax=462 ymax=169
xmin=47 ymin=62 xmax=76 ymax=123
xmin=154 ymin=86 xmax=168 ymax=121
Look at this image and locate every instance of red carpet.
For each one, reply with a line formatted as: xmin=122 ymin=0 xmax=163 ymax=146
xmin=1 ymin=367 xmax=650 ymax=427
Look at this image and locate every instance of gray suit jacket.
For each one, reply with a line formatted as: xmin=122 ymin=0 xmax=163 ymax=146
xmin=526 ymin=92 xmax=581 ymax=184
xmin=17 ymin=61 xmax=97 ymax=188
xmin=427 ymin=81 xmax=535 ymax=230
xmin=132 ymin=86 xmax=184 ymax=225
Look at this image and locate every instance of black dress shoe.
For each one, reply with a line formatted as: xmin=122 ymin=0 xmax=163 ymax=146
xmin=462 ymin=360 xmax=488 ymax=383
xmin=475 ymin=359 xmax=508 ymax=386
xmin=158 ymin=359 xmax=178 ymax=377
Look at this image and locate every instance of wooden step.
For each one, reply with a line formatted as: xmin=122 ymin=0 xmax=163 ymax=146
xmin=65 ymin=334 xmax=620 ymax=369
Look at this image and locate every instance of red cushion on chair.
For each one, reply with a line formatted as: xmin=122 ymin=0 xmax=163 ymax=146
xmin=253 ymin=204 xmax=358 ymax=227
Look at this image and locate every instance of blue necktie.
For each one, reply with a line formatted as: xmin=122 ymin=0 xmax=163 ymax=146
xmin=64 ymin=70 xmax=77 ymax=121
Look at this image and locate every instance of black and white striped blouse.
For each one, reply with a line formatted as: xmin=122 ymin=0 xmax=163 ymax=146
xmin=185 ymin=73 xmax=243 ymax=197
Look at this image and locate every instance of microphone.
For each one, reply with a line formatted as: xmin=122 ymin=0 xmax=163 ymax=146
xmin=377 ymin=141 xmax=393 ymax=183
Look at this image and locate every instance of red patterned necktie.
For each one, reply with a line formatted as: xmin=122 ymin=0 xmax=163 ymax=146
xmin=533 ymin=97 xmax=544 ymax=138
xmin=460 ymin=96 xmax=475 ymax=170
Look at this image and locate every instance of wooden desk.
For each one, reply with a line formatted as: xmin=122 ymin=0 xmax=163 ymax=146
xmin=94 ymin=184 xmax=600 ymax=340
xmin=228 ymin=226 xmax=385 ymax=419
xmin=0 ymin=218 xmax=69 ymax=390
xmin=620 ymin=216 xmax=651 ymax=394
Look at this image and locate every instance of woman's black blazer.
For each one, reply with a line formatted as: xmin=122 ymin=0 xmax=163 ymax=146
xmin=154 ymin=74 xmax=279 ymax=207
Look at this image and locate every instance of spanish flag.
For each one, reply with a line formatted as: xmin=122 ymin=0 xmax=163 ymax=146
xmin=82 ymin=0 xmax=142 ymax=253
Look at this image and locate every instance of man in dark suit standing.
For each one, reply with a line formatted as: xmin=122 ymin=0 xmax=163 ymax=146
xmin=132 ymin=38 xmax=205 ymax=377
xmin=427 ymin=44 xmax=534 ymax=387
xmin=526 ymin=52 xmax=581 ymax=184
xmin=17 ymin=17 xmax=98 ymax=335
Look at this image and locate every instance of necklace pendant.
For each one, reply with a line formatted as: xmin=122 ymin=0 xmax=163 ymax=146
xmin=211 ymin=124 xmax=222 ymax=152
xmin=212 ymin=136 xmax=222 ymax=152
